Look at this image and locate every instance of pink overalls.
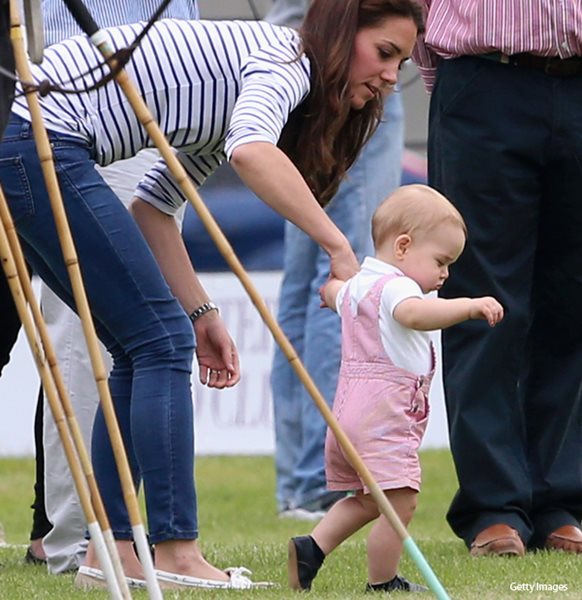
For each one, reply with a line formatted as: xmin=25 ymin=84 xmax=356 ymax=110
xmin=325 ymin=274 xmax=435 ymax=493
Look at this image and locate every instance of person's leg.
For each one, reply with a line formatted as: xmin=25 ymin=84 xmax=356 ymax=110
xmin=0 ymin=251 xmax=48 ymax=563
xmin=264 ymin=0 xmax=308 ymax=28
xmin=41 ymin=150 xmax=184 ymax=575
xmin=0 ymin=118 xmax=221 ymax=580
xmin=289 ymin=487 xmax=419 ymax=592
xmin=0 ymin=255 xmax=49 ymax=563
xmin=366 ymin=489 xmax=416 ymax=585
xmin=288 ymin=491 xmax=378 ymax=590
xmin=293 ymin=93 xmax=404 ymax=509
xmin=312 ymin=492 xmax=380 ymax=553
xmin=27 ymin=386 xmax=52 ymax=564
xmin=525 ymin=74 xmax=582 ymax=547
xmin=41 ymin=284 xmax=106 ymax=574
xmin=0 ymin=0 xmax=14 ymax=139
xmin=0 ymin=260 xmax=21 ymax=377
xmin=271 ymin=220 xmax=318 ymax=513
xmin=429 ymin=57 xmax=552 ymax=547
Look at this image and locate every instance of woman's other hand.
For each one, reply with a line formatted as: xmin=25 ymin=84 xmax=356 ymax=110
xmin=194 ymin=311 xmax=241 ymax=388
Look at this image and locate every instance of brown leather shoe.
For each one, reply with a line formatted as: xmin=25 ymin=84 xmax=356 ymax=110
xmin=545 ymin=525 xmax=582 ymax=554
xmin=470 ymin=524 xmax=525 ymax=557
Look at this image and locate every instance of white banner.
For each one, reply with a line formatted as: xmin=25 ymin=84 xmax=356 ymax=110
xmin=0 ymin=272 xmax=449 ymax=456
xmin=193 ymin=272 xmax=278 ymax=455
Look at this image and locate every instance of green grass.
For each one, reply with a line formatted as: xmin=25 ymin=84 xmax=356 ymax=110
xmin=1 ymin=451 xmax=580 ymax=598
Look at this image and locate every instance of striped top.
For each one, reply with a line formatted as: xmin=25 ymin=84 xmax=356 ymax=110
xmin=42 ymin=0 xmax=199 ymax=45
xmin=413 ymin=0 xmax=582 ymax=91
xmin=12 ymin=19 xmax=309 ymax=215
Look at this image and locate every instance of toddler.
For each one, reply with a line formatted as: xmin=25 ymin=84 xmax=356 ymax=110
xmin=288 ymin=184 xmax=503 ymax=593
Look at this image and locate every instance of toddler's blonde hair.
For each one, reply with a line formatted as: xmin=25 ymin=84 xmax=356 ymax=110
xmin=372 ymin=184 xmax=467 ymax=249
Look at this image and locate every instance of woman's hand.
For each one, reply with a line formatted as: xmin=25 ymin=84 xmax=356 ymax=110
xmin=193 ymin=311 xmax=240 ymax=388
xmin=231 ymin=143 xmax=360 ymax=280
xmin=329 ymin=244 xmax=359 ymax=281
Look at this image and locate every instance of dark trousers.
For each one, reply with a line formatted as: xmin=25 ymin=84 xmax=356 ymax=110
xmin=428 ymin=56 xmax=582 ymax=547
xmin=0 ymin=268 xmax=21 ymax=375
xmin=1 ymin=0 xmax=17 ymax=374
xmin=30 ymin=387 xmax=53 ymax=540
xmin=0 ymin=0 xmax=14 ymax=139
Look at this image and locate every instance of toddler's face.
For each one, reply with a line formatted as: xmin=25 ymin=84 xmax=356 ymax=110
xmin=399 ymin=223 xmax=466 ymax=294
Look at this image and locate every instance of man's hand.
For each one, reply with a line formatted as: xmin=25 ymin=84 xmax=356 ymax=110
xmin=193 ymin=311 xmax=240 ymax=388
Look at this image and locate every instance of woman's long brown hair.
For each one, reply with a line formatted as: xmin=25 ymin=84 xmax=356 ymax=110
xmin=278 ymin=0 xmax=424 ymax=206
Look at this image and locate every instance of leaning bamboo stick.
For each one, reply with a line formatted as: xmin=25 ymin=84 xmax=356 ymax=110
xmin=0 ymin=169 xmax=130 ymax=598
xmin=0 ymin=187 xmax=125 ymax=600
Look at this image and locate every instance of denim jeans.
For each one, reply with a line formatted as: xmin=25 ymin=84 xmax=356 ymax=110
xmin=272 ymin=93 xmax=404 ymax=511
xmin=40 ymin=151 xmax=188 ymax=573
xmin=264 ymin=0 xmax=308 ymax=28
xmin=0 ymin=114 xmax=198 ymax=543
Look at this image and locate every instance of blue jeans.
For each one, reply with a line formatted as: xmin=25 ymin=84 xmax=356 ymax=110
xmin=272 ymin=93 xmax=404 ymax=511
xmin=0 ymin=114 xmax=198 ymax=543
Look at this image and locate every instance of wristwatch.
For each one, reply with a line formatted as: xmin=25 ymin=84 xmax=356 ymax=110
xmin=188 ymin=301 xmax=219 ymax=323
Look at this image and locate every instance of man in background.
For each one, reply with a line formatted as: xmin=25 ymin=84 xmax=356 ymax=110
xmin=414 ymin=0 xmax=582 ymax=556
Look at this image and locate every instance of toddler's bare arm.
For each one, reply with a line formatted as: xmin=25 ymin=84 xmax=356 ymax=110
xmin=320 ymin=278 xmax=345 ymax=312
xmin=393 ymin=296 xmax=504 ymax=331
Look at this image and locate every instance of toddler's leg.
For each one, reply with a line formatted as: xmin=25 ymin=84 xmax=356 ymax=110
xmin=368 ymin=488 xmax=416 ymax=584
xmin=288 ymin=493 xmax=378 ymax=590
xmin=312 ymin=492 xmax=379 ymax=554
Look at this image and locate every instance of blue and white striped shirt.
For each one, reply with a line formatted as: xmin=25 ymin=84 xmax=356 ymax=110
xmin=13 ymin=19 xmax=310 ymax=215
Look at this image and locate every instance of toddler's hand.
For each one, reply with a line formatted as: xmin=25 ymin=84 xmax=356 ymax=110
xmin=319 ymin=278 xmax=332 ymax=308
xmin=319 ymin=276 xmax=345 ymax=311
xmin=469 ymin=297 xmax=504 ymax=326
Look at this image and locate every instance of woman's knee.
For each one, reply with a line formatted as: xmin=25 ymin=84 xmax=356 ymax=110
xmin=133 ymin=311 xmax=195 ymax=370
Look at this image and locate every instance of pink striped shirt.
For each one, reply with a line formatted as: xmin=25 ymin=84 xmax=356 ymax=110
xmin=412 ymin=0 xmax=582 ymax=91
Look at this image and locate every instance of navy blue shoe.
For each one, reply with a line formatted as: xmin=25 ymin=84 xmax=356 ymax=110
xmin=288 ymin=536 xmax=325 ymax=591
xmin=366 ymin=575 xmax=428 ymax=593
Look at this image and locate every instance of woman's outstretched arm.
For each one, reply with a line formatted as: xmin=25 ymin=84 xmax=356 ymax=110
xmin=230 ymin=141 xmax=359 ymax=281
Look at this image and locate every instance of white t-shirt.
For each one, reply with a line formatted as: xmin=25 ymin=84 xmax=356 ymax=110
xmin=336 ymin=257 xmax=434 ymax=375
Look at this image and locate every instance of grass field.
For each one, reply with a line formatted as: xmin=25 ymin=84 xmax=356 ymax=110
xmin=0 ymin=450 xmax=580 ymax=599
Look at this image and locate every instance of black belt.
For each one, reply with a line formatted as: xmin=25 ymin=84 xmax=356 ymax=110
xmin=480 ymin=52 xmax=582 ymax=77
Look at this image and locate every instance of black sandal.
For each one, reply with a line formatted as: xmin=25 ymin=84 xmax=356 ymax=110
xmin=24 ymin=546 xmax=47 ymax=566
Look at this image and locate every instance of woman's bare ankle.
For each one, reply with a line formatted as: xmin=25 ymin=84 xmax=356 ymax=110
xmin=83 ymin=541 xmax=98 ymax=569
xmin=154 ymin=540 xmax=229 ymax=581
xmin=83 ymin=540 xmax=144 ymax=579
xmin=29 ymin=538 xmax=47 ymax=561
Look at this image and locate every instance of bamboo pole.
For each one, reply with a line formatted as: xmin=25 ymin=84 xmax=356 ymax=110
xmin=0 ymin=187 xmax=125 ymax=600
xmin=8 ymin=1 xmax=159 ymax=597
